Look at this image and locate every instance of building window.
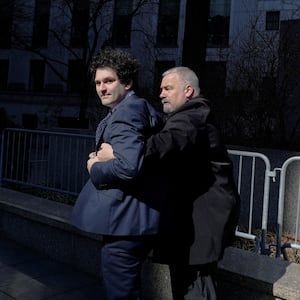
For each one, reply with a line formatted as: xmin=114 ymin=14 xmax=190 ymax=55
xmin=0 ymin=60 xmax=9 ymax=90
xmin=207 ymin=0 xmax=231 ymax=47
xmin=70 ymin=0 xmax=89 ymax=48
xmin=29 ymin=60 xmax=45 ymax=91
xmin=112 ymin=0 xmax=132 ymax=47
xmin=156 ymin=0 xmax=180 ymax=47
xmin=67 ymin=60 xmax=85 ymax=92
xmin=0 ymin=0 xmax=14 ymax=49
xmin=266 ymin=11 xmax=280 ymax=31
xmin=32 ymin=0 xmax=50 ymax=48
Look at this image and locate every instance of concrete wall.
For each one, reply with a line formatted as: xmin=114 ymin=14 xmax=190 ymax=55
xmin=0 ymin=187 xmax=300 ymax=300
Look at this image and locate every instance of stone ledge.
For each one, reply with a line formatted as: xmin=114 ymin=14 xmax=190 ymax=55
xmin=0 ymin=187 xmax=101 ymax=240
xmin=1 ymin=187 xmax=300 ymax=299
xmin=0 ymin=187 xmax=104 ymax=278
xmin=217 ymin=246 xmax=300 ymax=300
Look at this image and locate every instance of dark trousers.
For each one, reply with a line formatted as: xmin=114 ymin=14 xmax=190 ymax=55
xmin=101 ymin=235 xmax=155 ymax=300
xmin=169 ymin=262 xmax=218 ymax=300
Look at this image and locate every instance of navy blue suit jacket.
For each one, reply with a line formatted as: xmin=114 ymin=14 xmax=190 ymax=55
xmin=72 ymin=94 xmax=163 ymax=236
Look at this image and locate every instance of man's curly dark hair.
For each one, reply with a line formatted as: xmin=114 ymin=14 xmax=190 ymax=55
xmin=89 ymin=48 xmax=140 ymax=89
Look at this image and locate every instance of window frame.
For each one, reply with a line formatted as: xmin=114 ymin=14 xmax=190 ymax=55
xmin=265 ymin=11 xmax=280 ymax=31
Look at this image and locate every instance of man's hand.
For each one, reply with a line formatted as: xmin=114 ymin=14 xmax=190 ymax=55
xmin=87 ymin=156 xmax=99 ymax=173
xmin=97 ymin=143 xmax=115 ymax=161
xmin=88 ymin=151 xmax=97 ymax=159
xmin=86 ymin=144 xmax=115 ymax=174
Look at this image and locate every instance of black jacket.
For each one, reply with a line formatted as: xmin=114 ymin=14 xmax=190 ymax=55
xmin=145 ymin=97 xmax=240 ymax=265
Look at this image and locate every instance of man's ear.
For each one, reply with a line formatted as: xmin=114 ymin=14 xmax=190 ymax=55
xmin=125 ymin=80 xmax=133 ymax=90
xmin=186 ymin=84 xmax=194 ymax=98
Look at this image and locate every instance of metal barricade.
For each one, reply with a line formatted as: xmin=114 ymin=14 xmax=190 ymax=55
xmin=275 ymin=156 xmax=300 ymax=260
xmin=0 ymin=128 xmax=94 ymax=196
xmin=228 ymin=150 xmax=274 ymax=254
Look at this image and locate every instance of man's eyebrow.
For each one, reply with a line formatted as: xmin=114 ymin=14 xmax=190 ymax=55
xmin=95 ymin=77 xmax=115 ymax=82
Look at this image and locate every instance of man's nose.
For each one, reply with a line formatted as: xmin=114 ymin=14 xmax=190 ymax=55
xmin=99 ymin=82 xmax=106 ymax=91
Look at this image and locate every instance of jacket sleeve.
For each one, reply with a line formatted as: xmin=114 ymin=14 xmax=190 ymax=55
xmin=89 ymin=99 xmax=156 ymax=188
xmin=145 ymin=107 xmax=209 ymax=160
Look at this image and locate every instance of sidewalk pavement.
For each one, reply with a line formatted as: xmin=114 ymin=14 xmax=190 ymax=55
xmin=0 ymin=235 xmax=107 ymax=300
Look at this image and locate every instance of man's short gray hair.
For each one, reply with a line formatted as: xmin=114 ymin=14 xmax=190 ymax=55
xmin=162 ymin=66 xmax=200 ymax=97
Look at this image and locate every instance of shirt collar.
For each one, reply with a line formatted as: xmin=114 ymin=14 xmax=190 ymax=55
xmin=111 ymin=90 xmax=135 ymax=113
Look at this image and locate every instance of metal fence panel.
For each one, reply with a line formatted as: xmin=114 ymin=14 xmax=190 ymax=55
xmin=228 ymin=150 xmax=273 ymax=254
xmin=0 ymin=128 xmax=94 ymax=196
xmin=275 ymin=156 xmax=300 ymax=259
